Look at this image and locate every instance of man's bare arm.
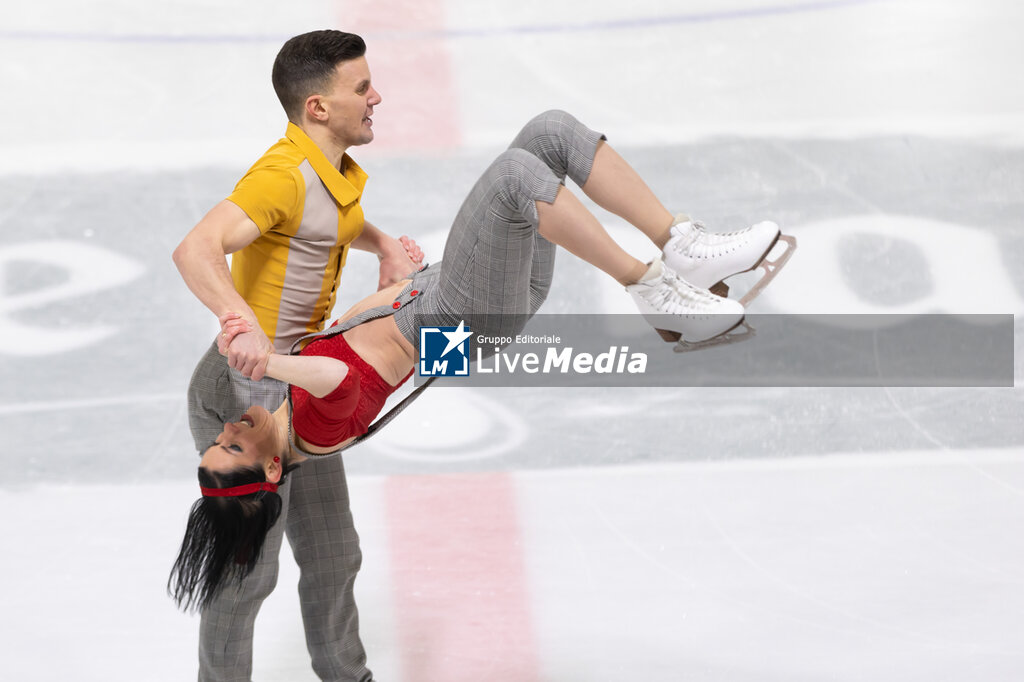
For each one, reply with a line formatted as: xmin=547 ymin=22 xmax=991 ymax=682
xmin=172 ymin=200 xmax=274 ymax=379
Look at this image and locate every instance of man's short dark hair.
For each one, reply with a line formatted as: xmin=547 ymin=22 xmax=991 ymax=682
xmin=272 ymin=30 xmax=367 ymax=122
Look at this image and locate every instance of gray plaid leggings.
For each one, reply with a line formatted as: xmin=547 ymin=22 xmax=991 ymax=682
xmin=394 ymin=109 xmax=605 ymax=346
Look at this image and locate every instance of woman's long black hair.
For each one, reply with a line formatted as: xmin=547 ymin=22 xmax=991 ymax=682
xmin=168 ymin=460 xmax=299 ymax=612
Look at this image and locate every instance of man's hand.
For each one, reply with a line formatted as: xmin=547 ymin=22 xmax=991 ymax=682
xmin=377 ymin=235 xmax=425 ymax=290
xmin=217 ymin=312 xmax=274 ymax=380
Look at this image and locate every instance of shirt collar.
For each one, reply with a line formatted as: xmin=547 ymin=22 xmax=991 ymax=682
xmin=285 ymin=122 xmax=368 ymax=206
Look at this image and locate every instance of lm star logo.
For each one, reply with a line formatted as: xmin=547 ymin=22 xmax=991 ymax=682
xmin=418 ymin=320 xmax=472 ymax=377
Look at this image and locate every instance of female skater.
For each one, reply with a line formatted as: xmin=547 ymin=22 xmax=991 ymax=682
xmin=169 ymin=110 xmax=781 ymax=611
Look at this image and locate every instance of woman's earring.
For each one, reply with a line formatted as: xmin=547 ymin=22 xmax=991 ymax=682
xmin=273 ymin=456 xmax=281 ymax=463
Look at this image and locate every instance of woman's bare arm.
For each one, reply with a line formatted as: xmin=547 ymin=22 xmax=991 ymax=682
xmin=264 ymin=353 xmax=349 ymax=399
xmin=218 ymin=313 xmax=348 ymax=398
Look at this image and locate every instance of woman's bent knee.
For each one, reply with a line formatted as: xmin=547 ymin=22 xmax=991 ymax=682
xmin=487 ymin=148 xmax=562 ymax=223
xmin=509 ymin=110 xmax=604 ymax=186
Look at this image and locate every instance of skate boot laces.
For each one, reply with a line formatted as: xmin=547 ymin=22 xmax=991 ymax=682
xmin=639 ymin=266 xmax=727 ymax=316
xmin=669 ymin=220 xmax=751 ymax=260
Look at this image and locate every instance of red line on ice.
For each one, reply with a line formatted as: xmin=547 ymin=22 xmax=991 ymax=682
xmin=385 ymin=472 xmax=540 ymax=681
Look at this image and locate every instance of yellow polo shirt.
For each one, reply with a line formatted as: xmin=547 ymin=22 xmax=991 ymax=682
xmin=227 ymin=123 xmax=368 ymax=352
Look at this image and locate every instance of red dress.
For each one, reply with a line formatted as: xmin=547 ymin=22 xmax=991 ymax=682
xmin=290 ymin=324 xmax=413 ymax=447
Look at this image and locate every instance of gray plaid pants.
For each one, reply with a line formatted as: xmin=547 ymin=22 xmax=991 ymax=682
xmin=188 ymin=345 xmax=371 ymax=682
xmin=185 ymin=109 xmax=602 ymax=682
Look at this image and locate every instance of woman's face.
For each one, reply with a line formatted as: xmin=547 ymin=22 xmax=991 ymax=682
xmin=200 ymin=405 xmax=281 ymax=480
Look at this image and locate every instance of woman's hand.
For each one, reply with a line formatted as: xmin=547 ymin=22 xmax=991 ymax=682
xmin=217 ymin=313 xmax=251 ymax=354
xmin=399 ymin=235 xmax=424 ymax=266
xmin=217 ymin=313 xmax=274 ymax=380
xmin=377 ymin=235 xmax=425 ymax=290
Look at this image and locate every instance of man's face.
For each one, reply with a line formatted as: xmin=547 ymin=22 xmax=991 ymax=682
xmin=319 ymin=56 xmax=382 ymax=149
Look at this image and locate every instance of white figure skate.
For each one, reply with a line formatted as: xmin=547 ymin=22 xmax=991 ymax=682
xmin=626 ymin=257 xmax=745 ymax=347
xmin=662 ymin=216 xmax=796 ymax=305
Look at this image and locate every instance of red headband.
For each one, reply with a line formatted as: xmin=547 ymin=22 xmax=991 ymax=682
xmin=201 ymin=482 xmax=279 ymax=497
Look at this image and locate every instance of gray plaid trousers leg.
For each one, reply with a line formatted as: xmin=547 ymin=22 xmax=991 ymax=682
xmin=196 ymin=481 xmax=291 ymax=681
xmin=286 ymin=455 xmax=372 ymax=682
xmin=187 ymin=344 xmax=371 ymax=681
xmin=508 ymin=109 xmax=605 ymax=188
xmin=401 ymin=110 xmax=604 ymax=342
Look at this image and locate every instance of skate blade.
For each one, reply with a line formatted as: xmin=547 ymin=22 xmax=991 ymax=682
xmin=739 ymin=234 xmax=796 ymax=306
xmin=706 ymin=234 xmax=797 ymax=306
xmin=653 ymin=321 xmax=741 ymax=345
xmin=672 ymin=320 xmax=755 ymax=353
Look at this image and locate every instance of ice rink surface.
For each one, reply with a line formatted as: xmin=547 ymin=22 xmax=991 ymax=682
xmin=1 ymin=0 xmax=1023 ymax=680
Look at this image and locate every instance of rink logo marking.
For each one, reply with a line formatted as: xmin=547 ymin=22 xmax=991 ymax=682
xmin=758 ymin=216 xmax=1024 ymax=316
xmin=366 ymin=388 xmax=530 ymax=463
xmin=0 ymin=240 xmax=144 ymax=356
xmin=0 ymin=393 xmax=178 ymax=416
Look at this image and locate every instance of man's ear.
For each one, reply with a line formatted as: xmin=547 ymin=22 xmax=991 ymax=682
xmin=305 ymin=94 xmax=328 ymax=123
